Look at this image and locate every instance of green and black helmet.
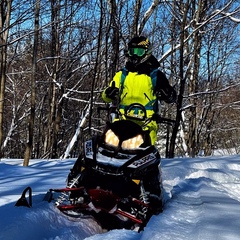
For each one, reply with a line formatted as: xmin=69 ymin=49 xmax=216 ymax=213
xmin=127 ymin=36 xmax=153 ymax=65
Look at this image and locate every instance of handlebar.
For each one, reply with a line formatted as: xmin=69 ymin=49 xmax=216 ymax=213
xmin=98 ymin=105 xmax=175 ymax=127
xmin=151 ymin=113 xmax=176 ymax=126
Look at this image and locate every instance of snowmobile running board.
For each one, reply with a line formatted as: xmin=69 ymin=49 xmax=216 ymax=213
xmin=43 ymin=187 xmax=85 ymax=202
xmin=44 ymin=187 xmax=148 ymax=225
xmin=57 ymin=203 xmax=143 ymax=225
xmin=49 ymin=187 xmax=85 ymax=192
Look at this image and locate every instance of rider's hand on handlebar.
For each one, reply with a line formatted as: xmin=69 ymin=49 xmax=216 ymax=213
xmin=158 ymin=89 xmax=177 ymax=104
xmin=105 ymin=81 xmax=119 ymax=101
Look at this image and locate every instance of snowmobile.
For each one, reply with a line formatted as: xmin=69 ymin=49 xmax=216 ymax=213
xmin=44 ymin=103 xmax=175 ymax=231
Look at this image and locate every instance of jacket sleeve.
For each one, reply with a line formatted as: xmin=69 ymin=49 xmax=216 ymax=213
xmin=155 ymin=70 xmax=177 ymax=103
xmin=102 ymin=70 xmax=122 ymax=103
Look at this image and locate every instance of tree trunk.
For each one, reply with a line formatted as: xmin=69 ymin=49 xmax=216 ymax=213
xmin=23 ymin=0 xmax=40 ymax=166
xmin=132 ymin=0 xmax=142 ymax=36
xmin=0 ymin=0 xmax=12 ymax=158
xmin=43 ymin=0 xmax=62 ymax=158
xmin=187 ymin=0 xmax=205 ymax=157
xmin=108 ymin=0 xmax=119 ymax=78
xmin=169 ymin=0 xmax=190 ymax=158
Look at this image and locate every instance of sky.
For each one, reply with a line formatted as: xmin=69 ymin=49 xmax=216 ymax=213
xmin=1 ymin=154 xmax=240 ymax=240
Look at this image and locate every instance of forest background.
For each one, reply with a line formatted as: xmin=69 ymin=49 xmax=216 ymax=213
xmin=0 ymin=0 xmax=240 ymax=166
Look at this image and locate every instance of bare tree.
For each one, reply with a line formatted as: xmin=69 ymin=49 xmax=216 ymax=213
xmin=23 ymin=0 xmax=40 ymax=166
xmin=0 ymin=0 xmax=12 ymax=158
xmin=169 ymin=0 xmax=190 ymax=158
xmin=168 ymin=0 xmax=240 ymax=157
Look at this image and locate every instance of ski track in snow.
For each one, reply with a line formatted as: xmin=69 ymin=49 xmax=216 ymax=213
xmin=1 ymin=155 xmax=240 ymax=239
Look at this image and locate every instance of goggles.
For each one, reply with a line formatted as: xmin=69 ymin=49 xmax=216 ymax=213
xmin=128 ymin=47 xmax=146 ymax=57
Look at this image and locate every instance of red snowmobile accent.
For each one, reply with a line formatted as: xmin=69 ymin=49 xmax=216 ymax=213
xmin=88 ymin=189 xmax=119 ymax=211
xmin=54 ymin=188 xmax=145 ymax=225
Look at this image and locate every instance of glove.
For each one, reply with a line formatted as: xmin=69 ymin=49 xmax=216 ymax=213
xmin=158 ymin=88 xmax=177 ymax=103
xmin=105 ymin=81 xmax=119 ymax=100
xmin=166 ymin=90 xmax=177 ymax=103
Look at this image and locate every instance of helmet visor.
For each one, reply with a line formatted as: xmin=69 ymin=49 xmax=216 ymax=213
xmin=128 ymin=48 xmax=146 ymax=57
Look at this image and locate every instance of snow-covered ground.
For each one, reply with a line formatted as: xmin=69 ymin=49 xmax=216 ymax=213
xmin=1 ymin=155 xmax=240 ymax=240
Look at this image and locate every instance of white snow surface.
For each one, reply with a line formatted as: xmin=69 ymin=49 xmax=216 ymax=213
xmin=1 ymin=155 xmax=240 ymax=240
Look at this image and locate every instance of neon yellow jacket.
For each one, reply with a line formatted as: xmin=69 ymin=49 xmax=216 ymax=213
xmin=102 ymin=70 xmax=158 ymax=144
xmin=102 ymin=70 xmax=157 ymax=118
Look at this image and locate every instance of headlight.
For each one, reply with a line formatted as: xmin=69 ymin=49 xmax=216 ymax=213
xmin=105 ymin=129 xmax=119 ymax=147
xmin=122 ymin=134 xmax=143 ymax=149
xmin=105 ymin=129 xmax=143 ymax=149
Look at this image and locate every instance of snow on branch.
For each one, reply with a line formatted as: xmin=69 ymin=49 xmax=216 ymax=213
xmin=138 ymin=0 xmax=159 ymax=34
xmin=187 ymin=82 xmax=240 ymax=98
xmin=214 ymin=9 xmax=240 ymax=23
xmin=159 ymin=1 xmax=240 ymax=62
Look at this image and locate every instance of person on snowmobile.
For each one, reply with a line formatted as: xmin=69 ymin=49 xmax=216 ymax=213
xmin=102 ymin=36 xmax=176 ymax=145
